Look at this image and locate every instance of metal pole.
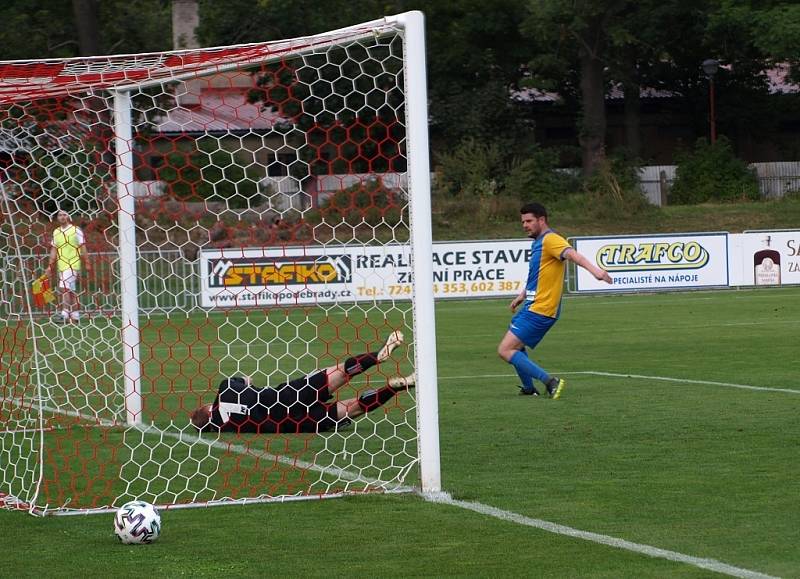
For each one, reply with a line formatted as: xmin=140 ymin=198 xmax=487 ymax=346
xmin=113 ymin=90 xmax=142 ymax=426
xmin=709 ymin=78 xmax=717 ymax=144
xmin=398 ymin=10 xmax=442 ymax=494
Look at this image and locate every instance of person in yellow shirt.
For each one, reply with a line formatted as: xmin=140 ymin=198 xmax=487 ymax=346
xmin=497 ymin=203 xmax=612 ymax=398
xmin=47 ymin=209 xmax=91 ymax=323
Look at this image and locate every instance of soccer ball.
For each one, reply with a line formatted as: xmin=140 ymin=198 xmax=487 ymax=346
xmin=113 ymin=500 xmax=161 ymax=544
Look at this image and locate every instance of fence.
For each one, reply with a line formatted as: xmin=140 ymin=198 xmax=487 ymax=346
xmin=0 ymin=250 xmax=198 ymax=318
xmin=639 ymin=162 xmax=800 ymax=206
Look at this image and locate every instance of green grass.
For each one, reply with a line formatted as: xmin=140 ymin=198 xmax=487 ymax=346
xmin=432 ymin=193 xmax=800 ymax=240
xmin=3 ymin=287 xmax=800 ymax=577
xmin=6 ymin=306 xmax=417 ymax=506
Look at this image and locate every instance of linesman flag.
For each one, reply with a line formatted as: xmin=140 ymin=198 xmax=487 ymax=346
xmin=32 ymin=274 xmax=55 ymax=308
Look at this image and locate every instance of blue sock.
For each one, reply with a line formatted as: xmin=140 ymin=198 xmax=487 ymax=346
xmin=510 ymin=350 xmax=551 ymax=388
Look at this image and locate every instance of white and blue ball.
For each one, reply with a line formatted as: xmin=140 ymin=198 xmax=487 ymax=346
xmin=113 ymin=500 xmax=161 ymax=544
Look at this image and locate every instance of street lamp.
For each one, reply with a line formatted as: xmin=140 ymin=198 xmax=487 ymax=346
xmin=702 ymin=58 xmax=719 ymax=144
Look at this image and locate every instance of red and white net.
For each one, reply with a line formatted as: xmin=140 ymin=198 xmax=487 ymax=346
xmin=0 ymin=17 xmax=423 ymax=514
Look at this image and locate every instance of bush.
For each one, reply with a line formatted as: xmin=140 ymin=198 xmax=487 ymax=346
xmin=504 ymin=148 xmax=579 ymax=202
xmin=156 ymin=138 xmax=262 ymax=208
xmin=433 ymin=138 xmax=505 ymax=198
xmin=434 ymin=140 xmax=583 ymax=225
xmin=583 ymin=155 xmax=654 ymax=220
xmin=306 ymin=177 xmax=404 ymax=228
xmin=670 ymin=137 xmax=759 ymax=204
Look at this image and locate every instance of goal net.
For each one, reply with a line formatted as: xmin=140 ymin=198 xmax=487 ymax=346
xmin=0 ymin=11 xmax=440 ymax=515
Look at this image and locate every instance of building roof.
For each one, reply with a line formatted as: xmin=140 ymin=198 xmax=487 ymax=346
xmin=149 ymin=87 xmax=286 ymax=135
xmin=0 ymin=119 xmax=90 ymax=154
xmin=766 ymin=63 xmax=799 ymax=95
xmin=513 ymin=63 xmax=799 ymax=103
xmin=511 ymin=84 xmax=677 ymax=104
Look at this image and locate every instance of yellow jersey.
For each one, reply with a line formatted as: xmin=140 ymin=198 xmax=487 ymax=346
xmin=52 ymin=225 xmax=84 ymax=273
xmin=525 ymin=230 xmax=571 ymax=318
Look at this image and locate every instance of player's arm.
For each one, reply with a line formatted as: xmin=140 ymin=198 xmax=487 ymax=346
xmin=509 ymin=288 xmax=526 ymax=311
xmin=563 ymin=247 xmax=612 ymax=284
xmin=78 ymin=229 xmax=91 ymax=273
xmin=80 ymin=245 xmax=91 ymax=272
xmin=47 ymin=241 xmax=57 ymax=273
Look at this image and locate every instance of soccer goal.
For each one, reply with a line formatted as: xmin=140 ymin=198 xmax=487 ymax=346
xmin=0 ymin=11 xmax=440 ymax=515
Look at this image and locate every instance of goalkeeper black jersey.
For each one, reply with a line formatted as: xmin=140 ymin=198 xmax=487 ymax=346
xmin=208 ymin=371 xmax=331 ymax=433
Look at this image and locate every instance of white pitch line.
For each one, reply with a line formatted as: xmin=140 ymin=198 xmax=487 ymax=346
xmin=33 ymin=406 xmax=781 ymax=579
xmin=436 ymin=372 xmax=800 ymax=395
xmin=424 ymin=492 xmax=779 ymax=579
xmin=143 ymin=370 xmax=799 ymax=396
xmin=13 ymin=384 xmax=785 ymax=577
xmin=134 ymin=423 xmax=412 ymax=493
xmin=10 ymin=398 xmax=410 ymax=515
xmin=571 ymin=371 xmax=800 ymax=395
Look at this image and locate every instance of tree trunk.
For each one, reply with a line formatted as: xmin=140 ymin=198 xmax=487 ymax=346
xmin=578 ymin=50 xmax=606 ymax=176
xmin=623 ymin=81 xmax=642 ymax=158
xmin=72 ymin=0 xmax=111 ymax=221
xmin=72 ymin=0 xmax=100 ymax=56
xmin=172 ymin=0 xmax=200 ymax=49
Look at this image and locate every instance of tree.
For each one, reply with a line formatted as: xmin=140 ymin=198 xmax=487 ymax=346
xmin=0 ymin=1 xmax=77 ymax=60
xmin=0 ymin=0 xmax=171 ymax=60
xmin=196 ymin=0 xmax=536 ymax=161
xmin=522 ymin=1 xmax=647 ymax=175
xmin=408 ymin=0 xmax=534 ymax=155
xmin=72 ymin=0 xmax=100 ymax=56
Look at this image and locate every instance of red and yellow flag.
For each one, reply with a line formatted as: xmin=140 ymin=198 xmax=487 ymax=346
xmin=32 ymin=274 xmax=55 ymax=308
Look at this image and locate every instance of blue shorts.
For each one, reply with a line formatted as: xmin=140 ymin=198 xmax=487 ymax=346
xmin=508 ymin=305 xmax=557 ymax=349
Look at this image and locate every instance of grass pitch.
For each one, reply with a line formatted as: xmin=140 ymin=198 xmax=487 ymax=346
xmin=2 ymin=287 xmax=799 ymax=578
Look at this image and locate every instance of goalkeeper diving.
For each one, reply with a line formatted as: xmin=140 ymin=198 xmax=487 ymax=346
xmin=190 ymin=331 xmax=414 ymax=434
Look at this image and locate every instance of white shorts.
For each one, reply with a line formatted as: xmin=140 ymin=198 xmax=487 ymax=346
xmin=58 ymin=270 xmax=79 ymax=292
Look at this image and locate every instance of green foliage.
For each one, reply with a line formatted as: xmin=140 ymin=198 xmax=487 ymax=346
xmin=433 ymin=139 xmax=505 ymax=199
xmin=582 ymin=155 xmax=654 ymax=220
xmin=19 ymin=141 xmax=109 ymax=217
xmin=749 ymin=4 xmax=800 ymax=61
xmin=435 ymin=140 xmax=580 ymax=206
xmin=248 ymin=43 xmax=406 ymax=176
xmin=155 ymin=138 xmax=261 ymax=208
xmin=670 ymin=137 xmax=760 ymax=204
xmin=0 ymin=0 xmax=170 ymax=60
xmin=418 ymin=0 xmax=534 ymax=149
xmin=504 ymin=148 xmax=579 ymax=202
xmin=305 ymin=177 xmax=404 ymax=228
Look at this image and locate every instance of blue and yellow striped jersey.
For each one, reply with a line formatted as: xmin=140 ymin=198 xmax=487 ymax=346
xmin=525 ymin=230 xmax=571 ymax=318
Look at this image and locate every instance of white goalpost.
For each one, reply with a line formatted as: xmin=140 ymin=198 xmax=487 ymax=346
xmin=0 ymin=11 xmax=440 ymax=515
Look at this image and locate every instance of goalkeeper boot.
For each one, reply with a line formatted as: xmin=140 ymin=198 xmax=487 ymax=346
xmin=378 ymin=330 xmax=404 ymax=362
xmin=546 ymin=377 xmax=565 ymax=400
xmin=388 ymin=374 xmax=415 ymax=391
xmin=518 ymin=385 xmax=540 ymax=396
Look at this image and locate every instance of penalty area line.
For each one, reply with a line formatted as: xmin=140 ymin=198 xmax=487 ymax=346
xmin=438 ymin=372 xmax=799 ymax=395
xmin=423 ymin=493 xmax=778 ymax=579
xmin=569 ymin=371 xmax=800 ymax=395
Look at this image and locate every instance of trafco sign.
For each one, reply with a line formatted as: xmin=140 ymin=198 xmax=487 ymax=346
xmin=573 ymin=233 xmax=729 ymax=292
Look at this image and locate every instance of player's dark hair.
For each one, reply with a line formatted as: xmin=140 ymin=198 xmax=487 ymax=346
xmin=520 ymin=202 xmax=548 ymax=220
xmin=190 ymin=406 xmax=212 ymax=431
